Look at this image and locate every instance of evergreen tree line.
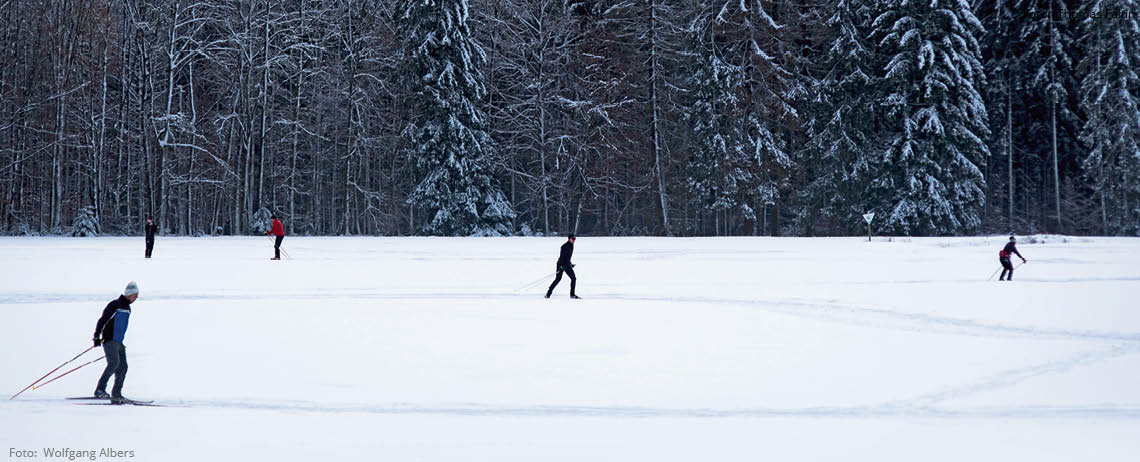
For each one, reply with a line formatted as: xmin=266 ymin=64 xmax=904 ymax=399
xmin=0 ymin=0 xmax=1136 ymax=236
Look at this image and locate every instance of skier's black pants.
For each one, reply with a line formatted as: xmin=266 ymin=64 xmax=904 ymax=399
xmin=96 ymin=341 xmax=127 ymax=398
xmin=548 ymin=265 xmax=576 ymax=295
xmin=145 ymin=238 xmax=154 ymax=258
xmin=274 ymin=235 xmax=284 ymax=259
xmin=999 ymin=257 xmax=1014 ymax=280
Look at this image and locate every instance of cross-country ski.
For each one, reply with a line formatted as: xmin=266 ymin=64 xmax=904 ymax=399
xmin=75 ymin=399 xmax=158 ymax=407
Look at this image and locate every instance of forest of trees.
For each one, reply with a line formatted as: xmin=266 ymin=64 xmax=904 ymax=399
xmin=0 ymin=0 xmax=1137 ymax=237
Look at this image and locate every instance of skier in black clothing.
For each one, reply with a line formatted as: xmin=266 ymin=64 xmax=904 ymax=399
xmin=93 ymin=281 xmax=138 ymax=404
xmin=999 ymin=235 xmax=1027 ymax=281
xmin=546 ymin=234 xmax=580 ymax=299
xmin=144 ymin=218 xmax=157 ymax=258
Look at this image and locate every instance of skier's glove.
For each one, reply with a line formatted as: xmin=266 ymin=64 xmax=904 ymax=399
xmin=93 ymin=338 xmax=102 ymax=347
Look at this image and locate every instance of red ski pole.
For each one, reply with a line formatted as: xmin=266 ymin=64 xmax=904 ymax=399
xmin=10 ymin=345 xmax=96 ymax=400
xmin=31 ymin=355 xmax=106 ymax=392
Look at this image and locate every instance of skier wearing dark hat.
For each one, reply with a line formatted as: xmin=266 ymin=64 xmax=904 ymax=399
xmin=999 ymin=235 xmax=1027 ymax=281
xmin=546 ymin=234 xmax=580 ymax=299
xmin=144 ymin=218 xmax=157 ymax=258
xmin=93 ymin=281 xmax=138 ymax=404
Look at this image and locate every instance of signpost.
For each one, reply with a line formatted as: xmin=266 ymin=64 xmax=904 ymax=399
xmin=863 ymin=213 xmax=875 ymax=242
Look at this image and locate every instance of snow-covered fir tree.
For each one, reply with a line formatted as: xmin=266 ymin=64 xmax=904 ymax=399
xmin=798 ymin=0 xmax=877 ymax=234
xmin=867 ymin=0 xmax=989 ymax=235
xmin=710 ymin=0 xmax=795 ymax=234
xmin=685 ymin=3 xmax=751 ymax=236
xmin=399 ymin=0 xmax=516 ymax=236
xmin=71 ymin=206 xmax=99 ymax=237
xmin=1077 ymin=0 xmax=1140 ymax=235
xmin=251 ymin=207 xmax=273 ymax=234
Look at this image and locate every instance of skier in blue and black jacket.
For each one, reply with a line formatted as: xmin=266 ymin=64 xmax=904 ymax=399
xmin=93 ymin=281 xmax=138 ymax=403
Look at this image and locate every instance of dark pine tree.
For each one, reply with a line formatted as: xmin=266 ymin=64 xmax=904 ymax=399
xmin=867 ymin=0 xmax=989 ymax=235
xmin=799 ymin=0 xmax=878 ymax=235
xmin=399 ymin=0 xmax=517 ymax=236
xmin=1077 ymin=0 xmax=1140 ymax=235
xmin=685 ymin=1 xmax=750 ymax=236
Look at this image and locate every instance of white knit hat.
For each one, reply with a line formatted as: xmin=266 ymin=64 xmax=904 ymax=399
xmin=124 ymin=281 xmax=139 ymax=296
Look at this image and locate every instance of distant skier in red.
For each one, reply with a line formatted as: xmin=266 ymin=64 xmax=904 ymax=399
xmin=999 ymin=235 xmax=1027 ymax=281
xmin=266 ymin=215 xmax=285 ymax=260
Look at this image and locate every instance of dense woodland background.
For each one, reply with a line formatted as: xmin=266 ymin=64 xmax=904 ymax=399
xmin=1 ymin=0 xmax=1137 ymax=237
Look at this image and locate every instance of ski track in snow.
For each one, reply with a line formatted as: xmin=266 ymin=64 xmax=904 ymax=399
xmin=15 ymin=397 xmax=1140 ymax=420
xmin=892 ymin=343 xmax=1140 ymax=409
xmin=4 ymin=289 xmax=1139 ymax=343
xmin=7 ymin=290 xmax=1140 ymax=420
xmin=838 ymin=276 xmax=1140 ymax=284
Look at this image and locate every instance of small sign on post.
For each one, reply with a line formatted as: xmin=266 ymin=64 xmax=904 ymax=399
xmin=863 ymin=213 xmax=875 ymax=242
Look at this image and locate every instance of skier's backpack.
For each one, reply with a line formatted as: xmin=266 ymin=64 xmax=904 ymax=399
xmin=999 ymin=250 xmax=1010 ymax=258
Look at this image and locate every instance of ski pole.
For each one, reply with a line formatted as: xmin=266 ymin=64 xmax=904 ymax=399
xmin=515 ymin=271 xmax=558 ymax=292
xmin=988 ymin=261 xmax=1026 ymax=281
xmin=10 ymin=345 xmax=96 ymax=400
xmin=267 ymin=235 xmax=292 ymax=260
xmin=31 ymin=356 xmax=106 ymax=392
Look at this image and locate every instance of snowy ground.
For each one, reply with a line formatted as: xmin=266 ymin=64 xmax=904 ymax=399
xmin=2 ymin=235 xmax=1139 ymax=461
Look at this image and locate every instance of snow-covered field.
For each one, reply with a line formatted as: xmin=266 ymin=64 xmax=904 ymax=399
xmin=2 ymin=235 xmax=1139 ymax=461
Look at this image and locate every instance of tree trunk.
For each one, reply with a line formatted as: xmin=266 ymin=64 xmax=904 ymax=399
xmin=94 ymin=44 xmax=109 ymax=224
xmin=1007 ymin=76 xmax=1013 ymax=231
xmin=538 ymin=33 xmax=550 ymax=235
xmin=1051 ymin=96 xmax=1061 ymax=232
xmin=258 ymin=0 xmax=272 ymax=214
xmin=289 ymin=0 xmax=306 ymax=235
xmin=1048 ymin=0 xmax=1062 ymax=233
xmin=649 ymin=0 xmax=671 ymax=236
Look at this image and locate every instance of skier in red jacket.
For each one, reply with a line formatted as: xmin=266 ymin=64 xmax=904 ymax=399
xmin=266 ymin=215 xmax=285 ymax=260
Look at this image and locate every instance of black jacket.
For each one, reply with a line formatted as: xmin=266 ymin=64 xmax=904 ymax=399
xmin=1002 ymin=242 xmax=1024 ymax=259
xmin=94 ymin=295 xmax=133 ymax=343
xmin=145 ymin=222 xmax=157 ymax=240
xmin=557 ymin=241 xmax=574 ymax=268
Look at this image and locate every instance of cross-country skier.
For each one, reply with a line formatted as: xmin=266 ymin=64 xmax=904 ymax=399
xmin=266 ymin=215 xmax=285 ymax=260
xmin=93 ymin=281 xmax=138 ymax=404
xmin=546 ymin=234 xmax=580 ymax=299
xmin=999 ymin=235 xmax=1027 ymax=281
xmin=144 ymin=218 xmax=157 ymax=258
